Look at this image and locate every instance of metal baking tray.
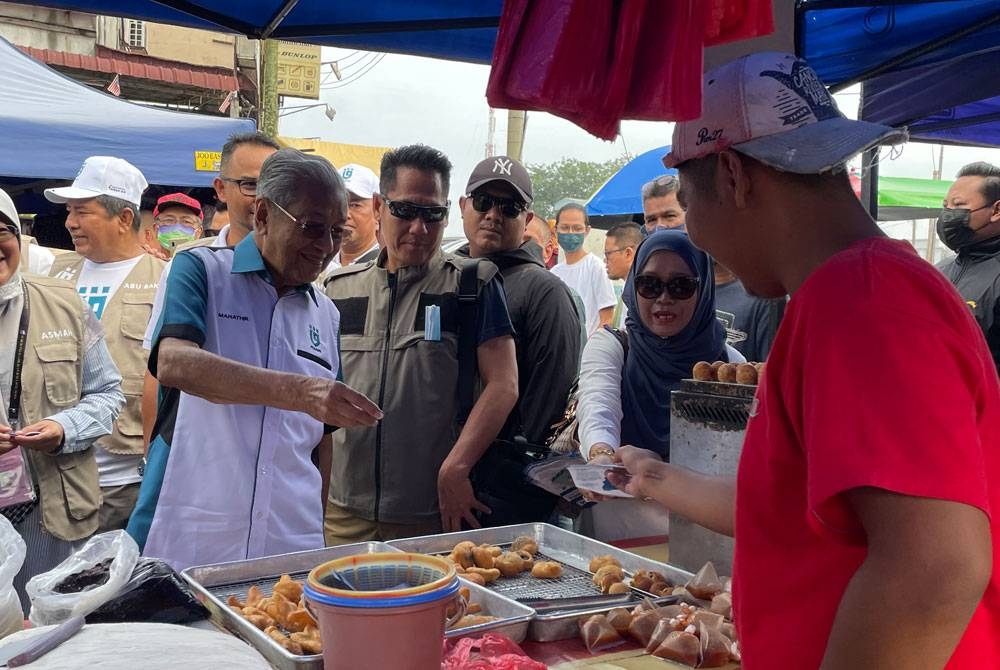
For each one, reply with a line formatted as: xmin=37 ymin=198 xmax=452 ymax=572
xmin=388 ymin=523 xmax=694 ymax=641
xmin=447 ymin=578 xmax=535 ymax=644
xmin=182 ymin=541 xmax=396 ymax=670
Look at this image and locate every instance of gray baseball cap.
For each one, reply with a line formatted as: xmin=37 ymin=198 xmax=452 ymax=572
xmin=465 ymin=155 xmax=532 ymax=204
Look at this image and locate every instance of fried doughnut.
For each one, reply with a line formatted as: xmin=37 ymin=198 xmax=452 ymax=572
xmin=531 ymin=561 xmax=562 ymax=579
xmin=592 ymin=564 xmax=624 ymax=586
xmin=495 ymin=551 xmax=527 ymax=577
xmin=607 ymin=581 xmax=630 ymax=595
xmin=484 ymin=544 xmax=503 ymax=557
xmin=461 ymin=572 xmax=486 ymax=586
xmin=515 ymin=550 xmax=534 ymax=569
xmin=510 ymin=536 xmax=539 ymax=556
xmin=710 ymin=361 xmax=725 ymax=373
xmin=472 ymin=545 xmax=496 ymax=569
xmin=692 ymin=361 xmax=715 ymax=381
xmin=716 ymin=363 xmax=738 ymax=383
xmin=631 ymin=570 xmax=655 ymax=591
xmin=464 ymin=567 xmax=501 ymax=583
xmin=588 ymin=555 xmax=621 ymax=572
xmin=735 ymin=363 xmax=758 ymax=385
xmin=450 ymin=541 xmax=477 ymax=569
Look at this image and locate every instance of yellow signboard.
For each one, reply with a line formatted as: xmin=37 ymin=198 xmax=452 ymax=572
xmin=277 ymin=41 xmax=321 ymax=99
xmin=195 ymin=151 xmax=222 ymax=172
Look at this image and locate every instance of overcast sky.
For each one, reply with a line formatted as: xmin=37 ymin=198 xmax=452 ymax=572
xmin=279 ymin=48 xmax=1000 ymax=237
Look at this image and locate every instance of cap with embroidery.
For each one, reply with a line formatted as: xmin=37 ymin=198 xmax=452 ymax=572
xmin=465 ymin=155 xmax=532 ymax=204
xmin=44 ymin=156 xmax=148 ymax=206
xmin=340 ymin=163 xmax=379 ymax=199
xmin=663 ymin=52 xmax=907 ymax=174
xmin=154 ymin=193 xmax=203 ymax=220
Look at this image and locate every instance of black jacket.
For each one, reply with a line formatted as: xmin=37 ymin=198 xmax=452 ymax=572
xmin=457 ymin=241 xmax=583 ymax=444
xmin=937 ymin=235 xmax=1000 ymax=375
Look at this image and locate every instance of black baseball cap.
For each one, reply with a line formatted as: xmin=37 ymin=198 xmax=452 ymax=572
xmin=465 ymin=155 xmax=532 ymax=204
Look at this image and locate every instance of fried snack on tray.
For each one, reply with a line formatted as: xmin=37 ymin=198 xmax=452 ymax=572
xmin=495 ymin=551 xmax=529 ymax=578
xmin=692 ymin=361 xmax=714 ymax=381
xmin=530 ymin=561 xmax=562 ymax=579
xmin=510 ymin=536 xmax=539 ymax=556
xmin=735 ymin=363 xmax=758 ymax=385
xmin=588 ymin=555 xmax=621 ymax=572
xmin=464 ymin=567 xmax=501 ymax=584
xmin=229 ymin=575 xmax=320 ymax=654
xmin=472 ymin=545 xmax=496 ymax=569
xmin=290 ymin=626 xmax=322 ymax=655
xmin=272 ymin=574 xmax=303 ymax=602
xmin=449 ymin=541 xmax=477 ymax=569
xmin=716 ymin=363 xmax=738 ymax=383
xmin=264 ymin=625 xmax=304 ymax=655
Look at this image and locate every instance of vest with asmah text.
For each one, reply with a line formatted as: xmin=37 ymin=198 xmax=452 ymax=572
xmin=50 ymin=252 xmax=165 ymax=455
xmin=19 ymin=275 xmax=101 ymax=541
xmin=323 ymin=251 xmax=498 ymax=524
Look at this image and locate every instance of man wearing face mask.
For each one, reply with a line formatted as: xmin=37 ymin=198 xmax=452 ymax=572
xmin=152 ymin=193 xmax=203 ymax=258
xmin=552 ymin=204 xmax=617 ymax=337
xmin=937 ymin=161 xmax=1000 ymax=375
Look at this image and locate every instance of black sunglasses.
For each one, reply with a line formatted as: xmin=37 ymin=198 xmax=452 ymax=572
xmin=380 ymin=194 xmax=449 ymax=224
xmin=635 ymin=275 xmax=700 ymax=301
xmin=470 ymin=193 xmax=527 ymax=219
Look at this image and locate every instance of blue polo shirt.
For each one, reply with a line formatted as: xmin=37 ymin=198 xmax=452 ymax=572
xmin=128 ymin=234 xmax=341 ymax=571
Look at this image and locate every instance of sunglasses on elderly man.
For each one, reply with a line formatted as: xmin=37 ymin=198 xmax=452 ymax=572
xmin=469 ymin=193 xmax=527 ymax=219
xmin=635 ymin=274 xmax=700 ymax=301
xmin=380 ymin=194 xmax=449 ymax=224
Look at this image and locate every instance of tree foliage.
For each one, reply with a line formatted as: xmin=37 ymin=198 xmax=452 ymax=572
xmin=527 ymin=156 xmax=629 ymax=220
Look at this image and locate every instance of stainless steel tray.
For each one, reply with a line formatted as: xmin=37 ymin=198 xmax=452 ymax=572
xmin=182 ymin=541 xmax=396 ymax=670
xmin=447 ymin=578 xmax=535 ymax=644
xmin=388 ymin=522 xmax=693 ymax=641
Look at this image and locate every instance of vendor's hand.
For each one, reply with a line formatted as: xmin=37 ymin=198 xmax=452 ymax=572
xmin=606 ymin=445 xmax=666 ymax=502
xmin=0 ymin=424 xmax=15 ymax=455
xmin=11 ymin=420 xmax=65 ymax=454
xmin=437 ymin=462 xmax=491 ymax=532
xmin=580 ymin=443 xmax=617 ymax=502
xmin=306 ymin=379 xmax=383 ymax=428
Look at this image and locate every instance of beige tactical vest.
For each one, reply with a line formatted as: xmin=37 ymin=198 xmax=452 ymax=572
xmin=50 ymin=252 xmax=164 ymax=455
xmin=19 ymin=275 xmax=101 ymax=541
xmin=323 ymin=251 xmax=498 ymax=524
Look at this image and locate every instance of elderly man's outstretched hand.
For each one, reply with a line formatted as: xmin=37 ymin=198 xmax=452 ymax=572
xmin=306 ymin=379 xmax=383 ymax=428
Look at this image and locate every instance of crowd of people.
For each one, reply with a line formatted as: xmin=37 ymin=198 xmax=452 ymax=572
xmin=0 ymin=50 xmax=999 ymax=667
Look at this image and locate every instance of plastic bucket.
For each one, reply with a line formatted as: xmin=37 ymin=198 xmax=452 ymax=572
xmin=305 ymin=553 xmax=464 ymax=670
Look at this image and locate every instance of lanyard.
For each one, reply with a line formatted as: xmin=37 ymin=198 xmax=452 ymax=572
xmin=7 ymin=279 xmax=30 ymax=430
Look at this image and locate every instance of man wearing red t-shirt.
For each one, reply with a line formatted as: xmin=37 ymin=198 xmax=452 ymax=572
xmin=610 ymin=52 xmax=1000 ymax=669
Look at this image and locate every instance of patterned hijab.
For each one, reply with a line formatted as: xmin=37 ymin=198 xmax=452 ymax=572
xmin=619 ymin=229 xmax=727 ymax=458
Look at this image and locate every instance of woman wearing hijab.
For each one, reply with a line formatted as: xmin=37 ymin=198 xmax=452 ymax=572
xmin=574 ymin=229 xmax=741 ymax=541
xmin=0 ymin=188 xmax=123 ymax=608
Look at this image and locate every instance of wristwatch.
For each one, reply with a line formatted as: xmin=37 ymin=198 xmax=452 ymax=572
xmin=588 ymin=445 xmax=615 ymax=460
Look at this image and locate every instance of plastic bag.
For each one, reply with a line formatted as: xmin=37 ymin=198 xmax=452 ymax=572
xmin=86 ymin=558 xmax=209 ymax=625
xmin=0 ymin=515 xmax=25 ymax=639
xmin=27 ymin=530 xmax=139 ymax=626
xmin=441 ymin=633 xmax=546 ymax=670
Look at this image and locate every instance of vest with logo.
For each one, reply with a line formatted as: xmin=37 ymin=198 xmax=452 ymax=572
xmin=19 ymin=275 xmax=101 ymax=541
xmin=50 ymin=252 xmax=165 ymax=456
xmin=323 ymin=251 xmax=498 ymax=524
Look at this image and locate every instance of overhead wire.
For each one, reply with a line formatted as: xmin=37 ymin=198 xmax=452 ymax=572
xmin=321 ymin=53 xmax=386 ymax=89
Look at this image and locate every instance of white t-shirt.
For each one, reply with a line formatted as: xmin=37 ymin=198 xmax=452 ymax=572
xmin=26 ymin=242 xmax=55 ymax=275
xmin=551 ymin=253 xmax=617 ymax=337
xmin=77 ymin=255 xmax=145 ymax=487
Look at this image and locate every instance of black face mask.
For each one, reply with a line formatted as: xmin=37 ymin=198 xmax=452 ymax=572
xmin=936 ymin=205 xmax=991 ymax=252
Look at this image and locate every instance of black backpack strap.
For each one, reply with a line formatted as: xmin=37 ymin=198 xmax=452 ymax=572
xmin=456 ymin=259 xmax=481 ymax=425
xmin=603 ymin=325 xmax=628 ymax=358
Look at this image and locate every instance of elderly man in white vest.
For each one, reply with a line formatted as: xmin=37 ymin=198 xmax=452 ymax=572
xmin=128 ymin=149 xmax=382 ymax=571
xmin=0 ymin=187 xmax=124 ymax=607
xmin=46 ymin=156 xmax=165 ymax=534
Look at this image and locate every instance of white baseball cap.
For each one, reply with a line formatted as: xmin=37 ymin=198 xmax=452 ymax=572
xmin=663 ymin=52 xmax=907 ymax=174
xmin=45 ymin=156 xmax=148 ymax=206
xmin=0 ymin=188 xmax=19 ymax=232
xmin=339 ymin=163 xmax=379 ymax=199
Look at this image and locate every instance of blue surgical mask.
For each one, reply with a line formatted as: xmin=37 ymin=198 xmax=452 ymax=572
xmin=557 ymin=232 xmax=585 ymax=253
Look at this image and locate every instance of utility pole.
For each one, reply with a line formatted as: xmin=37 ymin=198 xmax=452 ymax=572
xmin=927 ymin=144 xmax=945 ymax=262
xmin=259 ymin=39 xmax=279 ymax=137
xmin=506 ymin=110 xmax=527 ymax=161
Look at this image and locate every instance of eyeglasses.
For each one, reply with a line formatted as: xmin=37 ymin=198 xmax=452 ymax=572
xmin=0 ymin=224 xmax=17 ymax=243
xmin=635 ymin=275 xmax=700 ymax=301
xmin=604 ymin=247 xmax=630 ymax=259
xmin=469 ymin=193 xmax=527 ymax=219
xmin=380 ymin=194 xmax=449 ymax=224
xmin=269 ymin=199 xmax=344 ymax=241
xmin=155 ymin=216 xmax=201 ymax=228
xmin=220 ymin=177 xmax=258 ymax=197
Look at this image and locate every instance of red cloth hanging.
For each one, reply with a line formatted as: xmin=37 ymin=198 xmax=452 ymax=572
xmin=485 ymin=0 xmax=775 ymax=139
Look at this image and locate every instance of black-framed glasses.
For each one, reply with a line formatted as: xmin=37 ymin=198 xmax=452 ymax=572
xmin=635 ymin=274 xmax=699 ymax=301
xmin=469 ymin=192 xmax=527 ymax=219
xmin=0 ymin=224 xmax=17 ymax=242
xmin=604 ymin=247 xmax=630 ymax=259
xmin=380 ymin=194 xmax=449 ymax=224
xmin=269 ymin=199 xmax=343 ymax=242
xmin=220 ymin=177 xmax=258 ymax=197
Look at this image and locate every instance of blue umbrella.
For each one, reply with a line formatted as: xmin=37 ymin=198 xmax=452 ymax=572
xmin=586 ymin=145 xmax=676 ymax=217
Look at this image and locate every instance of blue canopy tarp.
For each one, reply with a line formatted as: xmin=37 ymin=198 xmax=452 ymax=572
xmin=586 ymin=145 xmax=676 ymax=218
xmin=797 ymin=0 xmax=1000 ymax=147
xmin=0 ymin=36 xmax=255 ymax=186
xmin=12 ymin=1 xmax=503 ymax=63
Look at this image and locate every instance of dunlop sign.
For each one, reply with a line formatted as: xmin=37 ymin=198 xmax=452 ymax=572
xmin=277 ymin=41 xmax=321 ymax=99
